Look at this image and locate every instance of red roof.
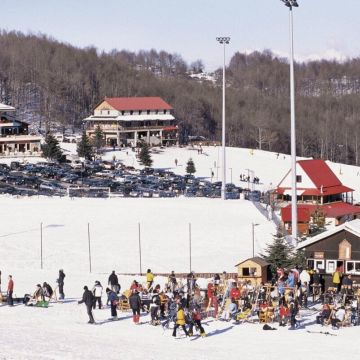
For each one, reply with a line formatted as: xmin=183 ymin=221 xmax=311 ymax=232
xmin=298 ymin=159 xmax=341 ymax=188
xmin=281 ymin=206 xmax=312 ymax=223
xmin=281 ymin=202 xmax=360 ymax=223
xmin=104 ymin=97 xmax=173 ymax=111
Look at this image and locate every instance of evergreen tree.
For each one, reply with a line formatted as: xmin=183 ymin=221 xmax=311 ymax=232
xmin=41 ymin=134 xmax=63 ymax=161
xmin=262 ymin=225 xmax=307 ymax=276
xmin=77 ymin=132 xmax=93 ymax=160
xmin=261 ymin=226 xmax=294 ymax=275
xmin=186 ymin=158 xmax=196 ymax=174
xmin=92 ymin=125 xmax=105 ymax=153
xmin=138 ymin=141 xmax=153 ymax=167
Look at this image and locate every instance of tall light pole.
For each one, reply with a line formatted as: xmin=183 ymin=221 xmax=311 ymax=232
xmin=216 ymin=36 xmax=230 ymax=200
xmin=229 ymin=167 xmax=233 ymax=184
xmin=281 ymin=0 xmax=299 ymax=244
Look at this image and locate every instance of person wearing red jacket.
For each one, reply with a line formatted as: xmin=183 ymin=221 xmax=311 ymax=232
xmin=188 ymin=306 xmax=206 ymax=337
xmin=230 ymin=285 xmax=241 ymax=300
xmin=7 ymin=275 xmax=14 ymax=306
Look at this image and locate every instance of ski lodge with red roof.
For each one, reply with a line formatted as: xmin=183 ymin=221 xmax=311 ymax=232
xmin=275 ymin=159 xmax=360 ymax=234
xmin=83 ymin=97 xmax=178 ymax=147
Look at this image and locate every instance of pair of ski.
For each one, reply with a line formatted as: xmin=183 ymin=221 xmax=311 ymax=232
xmin=306 ymin=330 xmax=337 ymax=336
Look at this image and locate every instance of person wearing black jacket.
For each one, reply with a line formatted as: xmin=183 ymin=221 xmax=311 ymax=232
xmin=108 ymin=271 xmax=120 ymax=293
xmin=78 ymin=286 xmax=95 ymax=324
xmin=129 ymin=290 xmax=142 ymax=324
xmin=57 ymin=270 xmax=65 ymax=300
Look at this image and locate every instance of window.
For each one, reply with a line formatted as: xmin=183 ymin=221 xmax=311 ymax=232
xmin=130 ymin=111 xmax=133 ymax=115
xmin=296 ymin=175 xmax=302 ymax=183
xmin=139 ymin=111 xmax=142 ymax=115
xmin=326 ymin=260 xmax=336 ymax=274
xmin=307 ymin=259 xmax=324 ymax=270
xmin=339 ymin=239 xmax=351 ymax=260
xmin=107 ymin=110 xmax=110 ymax=115
xmin=121 ymin=111 xmax=125 ymax=115
xmin=164 ymin=110 xmax=167 ymax=114
xmin=147 ymin=110 xmax=150 ymax=115
xmin=346 ymin=261 xmax=360 ymax=275
xmin=155 ymin=110 xmax=159 ymax=114
xmin=242 ymin=267 xmax=257 ymax=276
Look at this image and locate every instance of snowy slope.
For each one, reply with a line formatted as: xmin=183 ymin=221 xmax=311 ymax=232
xmin=1 ymin=145 xmax=360 ymax=359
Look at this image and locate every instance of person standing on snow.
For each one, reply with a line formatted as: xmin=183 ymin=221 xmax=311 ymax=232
xmin=146 ymin=269 xmax=155 ymax=290
xmin=92 ymin=281 xmax=103 ymax=309
xmin=106 ymin=287 xmax=119 ymax=320
xmin=108 ymin=270 xmax=120 ymax=294
xmin=7 ymin=275 xmax=14 ymax=306
xmin=57 ymin=269 xmax=66 ymax=300
xmin=172 ymin=304 xmax=189 ymax=338
xmin=78 ymin=286 xmax=95 ymax=324
xmin=129 ymin=289 xmax=142 ymax=324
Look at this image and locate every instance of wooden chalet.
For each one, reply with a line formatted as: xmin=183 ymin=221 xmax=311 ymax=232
xmin=297 ymin=219 xmax=360 ymax=288
xmin=235 ymin=257 xmax=271 ymax=285
xmin=275 ymin=159 xmax=360 ymax=234
xmin=0 ymin=103 xmax=41 ymax=156
xmin=83 ymin=97 xmax=178 ymax=147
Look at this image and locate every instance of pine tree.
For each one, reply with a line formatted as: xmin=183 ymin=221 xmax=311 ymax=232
xmin=186 ymin=158 xmax=196 ymax=174
xmin=77 ymin=132 xmax=93 ymax=160
xmin=92 ymin=125 xmax=104 ymax=154
xmin=261 ymin=226 xmax=294 ymax=275
xmin=262 ymin=225 xmax=307 ymax=276
xmin=42 ymin=134 xmax=63 ymax=161
xmin=139 ymin=141 xmax=153 ymax=167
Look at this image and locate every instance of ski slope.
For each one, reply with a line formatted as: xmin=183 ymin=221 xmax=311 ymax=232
xmin=1 ymin=145 xmax=360 ymax=359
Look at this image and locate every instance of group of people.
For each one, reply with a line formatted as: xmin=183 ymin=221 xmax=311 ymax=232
xmin=239 ymin=174 xmax=260 ymax=184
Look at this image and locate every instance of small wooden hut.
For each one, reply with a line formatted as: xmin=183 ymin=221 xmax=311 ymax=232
xmin=235 ymin=257 xmax=271 ymax=285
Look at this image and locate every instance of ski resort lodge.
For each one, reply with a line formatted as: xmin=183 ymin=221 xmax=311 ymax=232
xmin=297 ymin=218 xmax=360 ymax=288
xmin=275 ymin=159 xmax=360 ymax=234
xmin=0 ymin=103 xmax=42 ymax=156
xmin=83 ymin=97 xmax=178 ymax=147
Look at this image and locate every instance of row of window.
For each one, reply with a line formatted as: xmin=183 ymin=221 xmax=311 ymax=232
xmin=100 ymin=110 xmax=168 ymax=115
xmin=307 ymin=258 xmax=360 ymax=275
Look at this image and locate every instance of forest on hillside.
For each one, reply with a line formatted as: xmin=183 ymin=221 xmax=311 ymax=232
xmin=0 ymin=30 xmax=360 ymax=165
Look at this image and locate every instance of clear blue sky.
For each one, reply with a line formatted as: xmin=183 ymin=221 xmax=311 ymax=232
xmin=1 ymin=0 xmax=359 ymax=70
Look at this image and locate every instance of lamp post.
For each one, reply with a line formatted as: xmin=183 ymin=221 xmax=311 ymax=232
xmin=281 ymin=0 xmax=299 ymax=244
xmin=229 ymin=167 xmax=233 ymax=184
xmin=252 ymin=222 xmax=259 ymax=258
xmin=216 ymin=36 xmax=230 ymax=200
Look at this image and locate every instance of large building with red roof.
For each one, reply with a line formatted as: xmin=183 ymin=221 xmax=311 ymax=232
xmin=276 ymin=159 xmax=360 ymax=234
xmin=83 ymin=97 xmax=178 ymax=147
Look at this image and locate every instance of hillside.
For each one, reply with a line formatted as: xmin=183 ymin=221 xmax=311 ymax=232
xmin=0 ymin=31 xmax=360 ymax=165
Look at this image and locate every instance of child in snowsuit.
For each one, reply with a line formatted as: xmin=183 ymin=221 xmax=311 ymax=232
xmin=188 ymin=306 xmax=206 ymax=337
xmin=172 ymin=305 xmax=189 ymax=338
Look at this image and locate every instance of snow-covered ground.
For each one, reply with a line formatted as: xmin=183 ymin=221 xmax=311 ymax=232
xmin=1 ymin=145 xmax=360 ymax=359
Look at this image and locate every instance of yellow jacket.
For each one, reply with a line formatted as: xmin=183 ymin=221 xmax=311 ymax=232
xmin=176 ymin=308 xmax=186 ymax=325
xmin=332 ymin=271 xmax=341 ymax=284
xmin=146 ymin=272 xmax=154 ymax=282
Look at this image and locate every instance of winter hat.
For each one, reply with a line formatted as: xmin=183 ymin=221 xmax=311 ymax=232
xmin=84 ymin=286 xmax=88 ymax=290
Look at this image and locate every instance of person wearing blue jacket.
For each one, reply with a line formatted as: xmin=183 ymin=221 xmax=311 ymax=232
xmin=106 ymin=287 xmax=118 ymax=320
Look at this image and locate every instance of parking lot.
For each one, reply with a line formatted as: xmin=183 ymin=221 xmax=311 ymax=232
xmin=0 ymin=160 xmax=263 ymax=200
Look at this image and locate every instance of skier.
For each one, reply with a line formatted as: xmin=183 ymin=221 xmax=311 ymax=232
xmin=150 ymin=293 xmax=161 ymax=325
xmin=106 ymin=287 xmax=119 ymax=320
xmin=188 ymin=305 xmax=206 ymax=337
xmin=186 ymin=271 xmax=196 ymax=295
xmin=168 ymin=271 xmax=177 ymax=292
xmin=108 ymin=270 xmax=120 ymax=294
xmin=92 ymin=280 xmax=103 ymax=309
xmin=57 ymin=269 xmax=66 ymax=300
xmin=172 ymin=304 xmax=189 ymax=338
xmin=146 ymin=269 xmax=155 ymax=290
xmin=78 ymin=286 xmax=95 ymax=324
xmin=129 ymin=289 xmax=142 ymax=324
xmin=7 ymin=275 xmax=14 ymax=306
